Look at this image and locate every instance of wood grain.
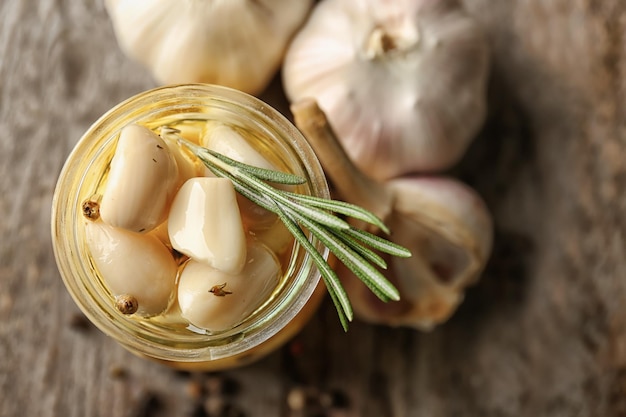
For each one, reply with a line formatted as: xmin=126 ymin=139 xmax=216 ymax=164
xmin=1 ymin=0 xmax=624 ymax=416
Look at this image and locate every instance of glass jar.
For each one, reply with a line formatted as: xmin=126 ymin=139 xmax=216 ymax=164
xmin=51 ymin=84 xmax=328 ymax=371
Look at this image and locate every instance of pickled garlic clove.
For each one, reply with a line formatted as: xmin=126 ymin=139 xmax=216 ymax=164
xmin=177 ymin=242 xmax=281 ymax=332
xmin=167 ymin=177 xmax=247 ymax=275
xmin=202 ymin=123 xmax=278 ymax=230
xmin=161 ymin=122 xmax=214 ymax=178
xmin=202 ymin=123 xmax=276 ymax=171
xmin=164 ymin=137 xmax=205 ymax=184
xmin=99 ymin=124 xmax=179 ymax=233
xmin=84 ymin=221 xmax=178 ymax=316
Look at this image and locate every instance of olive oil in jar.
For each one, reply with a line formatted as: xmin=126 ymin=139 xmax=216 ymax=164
xmin=79 ymin=115 xmax=305 ymax=341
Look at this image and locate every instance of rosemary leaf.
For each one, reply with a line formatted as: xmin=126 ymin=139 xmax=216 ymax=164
xmin=285 ymin=192 xmax=389 ymax=234
xmin=330 ymin=229 xmax=388 ymax=270
xmin=287 ymin=207 xmax=400 ymax=302
xmin=205 ymin=148 xmax=306 ymax=185
xmin=343 ymin=228 xmax=412 ymax=258
xmin=273 ymin=204 xmax=353 ymax=327
xmin=193 ymin=144 xmax=352 ymax=231
xmin=219 ymin=166 xmax=351 ymax=231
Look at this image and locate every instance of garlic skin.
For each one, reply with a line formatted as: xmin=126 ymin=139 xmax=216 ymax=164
xmin=177 ymin=242 xmax=281 ymax=332
xmin=389 ymin=176 xmax=493 ymax=289
xmin=105 ymin=0 xmax=314 ymax=95
xmin=168 ymin=177 xmax=247 ymax=275
xmin=341 ymin=176 xmax=493 ymax=330
xmin=283 ymin=0 xmax=489 ymax=180
xmin=99 ymin=124 xmax=179 ymax=233
xmin=84 ymin=221 xmax=178 ymax=316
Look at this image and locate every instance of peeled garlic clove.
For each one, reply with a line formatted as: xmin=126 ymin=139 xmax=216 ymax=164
xmin=202 ymin=123 xmax=278 ymax=230
xmin=166 ymin=122 xmax=213 ymax=179
xmin=164 ymin=138 xmax=205 ymax=184
xmin=168 ymin=177 xmax=247 ymax=275
xmin=84 ymin=221 xmax=177 ymax=316
xmin=177 ymin=242 xmax=281 ymax=332
xmin=202 ymin=123 xmax=277 ymax=171
xmin=343 ymin=176 xmax=493 ymax=330
xmin=99 ymin=124 xmax=179 ymax=233
xmin=283 ymin=0 xmax=489 ymax=180
xmin=105 ymin=0 xmax=314 ymax=95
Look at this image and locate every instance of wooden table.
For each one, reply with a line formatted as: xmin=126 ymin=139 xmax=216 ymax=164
xmin=2 ymin=1 xmax=625 ymax=416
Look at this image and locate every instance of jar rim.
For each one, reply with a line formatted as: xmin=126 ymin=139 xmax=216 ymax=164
xmin=51 ymin=84 xmax=328 ymax=363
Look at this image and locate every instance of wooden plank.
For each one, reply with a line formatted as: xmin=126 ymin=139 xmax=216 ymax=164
xmin=1 ymin=0 xmax=624 ymax=416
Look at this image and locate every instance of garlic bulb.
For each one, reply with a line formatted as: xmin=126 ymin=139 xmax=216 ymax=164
xmin=105 ymin=0 xmax=314 ymax=95
xmin=168 ymin=177 xmax=247 ymax=275
xmin=283 ymin=0 xmax=489 ymax=180
xmin=292 ymin=100 xmax=493 ymax=330
xmin=100 ymin=124 xmax=179 ymax=233
xmin=177 ymin=242 xmax=281 ymax=331
xmin=85 ymin=221 xmax=178 ymax=316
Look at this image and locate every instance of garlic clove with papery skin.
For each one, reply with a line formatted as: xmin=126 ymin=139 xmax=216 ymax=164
xmin=341 ymin=176 xmax=493 ymax=330
xmin=168 ymin=177 xmax=247 ymax=275
xmin=99 ymin=124 xmax=179 ymax=233
xmin=85 ymin=221 xmax=178 ymax=317
xmin=105 ymin=0 xmax=314 ymax=95
xmin=292 ymin=99 xmax=493 ymax=330
xmin=389 ymin=176 xmax=493 ymax=291
xmin=283 ymin=0 xmax=489 ymax=180
xmin=177 ymin=241 xmax=281 ymax=332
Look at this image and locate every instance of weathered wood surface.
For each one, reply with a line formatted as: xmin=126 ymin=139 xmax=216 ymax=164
xmin=1 ymin=1 xmax=625 ymax=416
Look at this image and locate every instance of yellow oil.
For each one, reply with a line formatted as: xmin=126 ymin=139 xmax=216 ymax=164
xmin=79 ymin=115 xmax=304 ymax=339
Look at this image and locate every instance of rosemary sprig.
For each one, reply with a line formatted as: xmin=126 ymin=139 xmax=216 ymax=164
xmin=161 ymin=127 xmax=411 ymax=331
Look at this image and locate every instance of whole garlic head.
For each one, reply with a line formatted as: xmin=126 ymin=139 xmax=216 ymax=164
xmin=105 ymin=0 xmax=314 ymax=95
xmin=283 ymin=0 xmax=489 ymax=180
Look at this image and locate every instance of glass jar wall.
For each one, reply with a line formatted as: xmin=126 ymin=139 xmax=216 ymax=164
xmin=51 ymin=84 xmax=328 ymax=370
